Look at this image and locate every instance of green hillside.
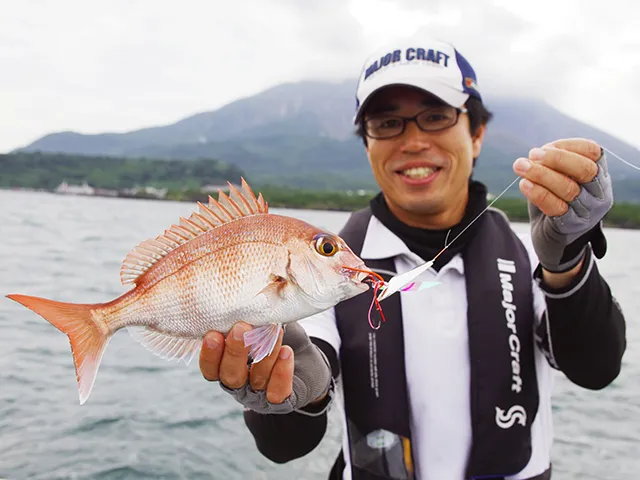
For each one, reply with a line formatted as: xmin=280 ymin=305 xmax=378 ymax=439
xmin=0 ymin=152 xmax=245 ymax=190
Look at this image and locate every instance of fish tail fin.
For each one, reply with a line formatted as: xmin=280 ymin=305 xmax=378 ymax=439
xmin=6 ymin=293 xmax=111 ymax=405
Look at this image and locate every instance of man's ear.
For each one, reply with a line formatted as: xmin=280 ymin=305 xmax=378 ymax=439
xmin=472 ymin=124 xmax=486 ymax=158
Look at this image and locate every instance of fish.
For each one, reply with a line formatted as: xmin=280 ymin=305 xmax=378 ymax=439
xmin=6 ymin=178 xmax=370 ymax=405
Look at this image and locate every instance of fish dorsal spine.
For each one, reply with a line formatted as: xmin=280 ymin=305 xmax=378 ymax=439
xmin=119 ymin=178 xmax=269 ymax=286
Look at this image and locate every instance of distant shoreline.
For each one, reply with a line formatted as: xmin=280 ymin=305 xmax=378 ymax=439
xmin=4 ymin=186 xmax=640 ymax=230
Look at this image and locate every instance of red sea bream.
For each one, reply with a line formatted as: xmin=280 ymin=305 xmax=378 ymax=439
xmin=7 ymin=179 xmax=369 ymax=404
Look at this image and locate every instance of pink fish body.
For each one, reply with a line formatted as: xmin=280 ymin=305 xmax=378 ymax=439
xmin=7 ymin=179 xmax=369 ymax=404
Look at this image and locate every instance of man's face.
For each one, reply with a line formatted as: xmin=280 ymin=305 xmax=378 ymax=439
xmin=363 ymin=86 xmax=485 ymax=228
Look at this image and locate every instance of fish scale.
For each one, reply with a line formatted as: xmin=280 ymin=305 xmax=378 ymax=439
xmin=7 ymin=178 xmax=369 ymax=405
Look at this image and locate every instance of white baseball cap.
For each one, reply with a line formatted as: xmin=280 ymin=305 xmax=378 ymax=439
xmin=353 ymin=36 xmax=482 ymax=124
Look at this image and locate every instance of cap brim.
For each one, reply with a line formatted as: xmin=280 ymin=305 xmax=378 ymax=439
xmin=353 ymin=79 xmax=469 ymax=124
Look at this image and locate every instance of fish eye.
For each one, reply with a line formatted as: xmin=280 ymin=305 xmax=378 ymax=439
xmin=314 ymin=234 xmax=338 ymax=257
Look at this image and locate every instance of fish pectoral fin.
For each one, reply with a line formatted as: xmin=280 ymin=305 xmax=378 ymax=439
xmin=244 ymin=323 xmax=282 ymax=364
xmin=127 ymin=327 xmax=201 ymax=365
xmin=255 ymin=274 xmax=288 ymax=303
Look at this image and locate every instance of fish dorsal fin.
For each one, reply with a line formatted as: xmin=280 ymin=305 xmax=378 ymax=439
xmin=119 ymin=178 xmax=267 ymax=286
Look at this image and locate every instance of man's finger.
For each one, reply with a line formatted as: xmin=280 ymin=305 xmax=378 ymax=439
xmin=514 ymin=157 xmax=581 ymax=203
xmin=519 ymin=178 xmax=568 ymax=217
xmin=528 ymin=146 xmax=598 ymax=184
xmin=249 ymin=327 xmax=284 ymax=391
xmin=218 ymin=322 xmax=252 ymax=389
xmin=266 ymin=346 xmax=295 ymax=404
xmin=542 ymin=138 xmax=602 ymax=162
xmin=199 ymin=331 xmax=225 ymax=381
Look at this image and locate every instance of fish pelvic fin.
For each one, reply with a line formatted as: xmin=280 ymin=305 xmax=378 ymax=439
xmin=6 ymin=294 xmax=111 ymax=405
xmin=119 ymin=177 xmax=268 ymax=286
xmin=244 ymin=323 xmax=283 ymax=364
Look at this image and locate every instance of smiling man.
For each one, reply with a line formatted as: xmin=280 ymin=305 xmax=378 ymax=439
xmin=358 ymin=85 xmax=481 ymax=228
xmin=199 ymin=35 xmax=627 ymax=480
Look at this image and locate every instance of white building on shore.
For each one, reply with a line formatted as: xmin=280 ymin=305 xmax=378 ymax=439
xmin=55 ymin=180 xmax=95 ymax=195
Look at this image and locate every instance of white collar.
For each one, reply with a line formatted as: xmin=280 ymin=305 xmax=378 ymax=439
xmin=360 ymin=214 xmax=465 ymax=275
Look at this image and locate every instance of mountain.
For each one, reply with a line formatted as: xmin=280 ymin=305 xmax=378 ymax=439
xmin=17 ymin=80 xmax=640 ymax=200
xmin=23 ymin=81 xmax=358 ymax=154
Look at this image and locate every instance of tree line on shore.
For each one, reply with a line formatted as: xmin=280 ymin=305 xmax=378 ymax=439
xmin=3 ymin=151 xmax=639 ymax=228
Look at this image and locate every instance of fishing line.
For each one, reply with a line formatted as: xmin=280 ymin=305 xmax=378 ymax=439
xmin=355 ymin=146 xmax=639 ymax=328
xmin=351 ymin=177 xmax=521 ymax=327
xmin=602 ymin=146 xmax=640 ymax=172
xmin=434 ymin=176 xmax=521 ymax=263
xmin=436 ymin=146 xmax=640 ymax=261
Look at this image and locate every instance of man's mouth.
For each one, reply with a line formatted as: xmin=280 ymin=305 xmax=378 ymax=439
xmin=396 ymin=164 xmax=442 ymax=182
xmin=400 ymin=166 xmax=440 ymax=179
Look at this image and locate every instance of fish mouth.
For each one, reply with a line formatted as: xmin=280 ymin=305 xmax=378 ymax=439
xmin=342 ymin=264 xmax=374 ymax=283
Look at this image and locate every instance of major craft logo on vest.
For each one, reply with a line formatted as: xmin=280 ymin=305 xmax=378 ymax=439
xmin=363 ymin=47 xmax=451 ymax=81
xmin=495 ymin=258 xmax=527 ymax=429
xmin=495 ymin=404 xmax=527 ymax=429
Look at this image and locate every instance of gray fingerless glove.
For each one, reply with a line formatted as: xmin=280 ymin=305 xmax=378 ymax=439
xmin=220 ymin=322 xmax=333 ymax=416
xmin=529 ymin=149 xmax=613 ymax=272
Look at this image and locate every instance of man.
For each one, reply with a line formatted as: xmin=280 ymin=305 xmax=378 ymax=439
xmin=198 ymin=35 xmax=626 ymax=480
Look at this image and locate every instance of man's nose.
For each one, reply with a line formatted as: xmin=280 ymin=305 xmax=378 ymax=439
xmin=400 ymin=120 xmax=432 ymax=153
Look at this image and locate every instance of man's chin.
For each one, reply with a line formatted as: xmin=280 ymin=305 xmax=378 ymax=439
xmin=384 ymin=188 xmax=445 ymax=217
xmin=401 ymin=196 xmax=445 ymax=216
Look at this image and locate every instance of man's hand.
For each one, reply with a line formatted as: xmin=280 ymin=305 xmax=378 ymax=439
xmin=199 ymin=322 xmax=332 ymax=414
xmin=200 ymin=322 xmax=294 ymax=404
xmin=513 ymin=138 xmax=613 ymax=285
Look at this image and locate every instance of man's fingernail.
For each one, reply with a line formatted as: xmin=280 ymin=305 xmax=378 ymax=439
xmin=279 ymin=347 xmax=291 ymax=360
xmin=205 ymin=335 xmax=220 ymax=349
xmin=514 ymin=158 xmax=531 ymax=172
xmin=521 ymin=178 xmax=534 ymax=192
xmin=232 ymin=324 xmax=247 ymax=341
xmin=530 ymin=148 xmax=545 ymax=160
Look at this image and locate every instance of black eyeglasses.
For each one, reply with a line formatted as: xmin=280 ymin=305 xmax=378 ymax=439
xmin=363 ymin=105 xmax=468 ymax=139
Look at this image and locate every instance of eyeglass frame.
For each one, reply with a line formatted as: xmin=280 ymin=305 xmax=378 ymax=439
xmin=362 ymin=105 xmax=468 ymax=139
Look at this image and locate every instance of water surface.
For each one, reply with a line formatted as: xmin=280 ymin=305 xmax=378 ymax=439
xmin=0 ymin=190 xmax=638 ymax=479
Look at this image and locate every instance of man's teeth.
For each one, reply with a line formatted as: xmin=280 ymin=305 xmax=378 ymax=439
xmin=401 ymin=166 xmax=437 ymax=179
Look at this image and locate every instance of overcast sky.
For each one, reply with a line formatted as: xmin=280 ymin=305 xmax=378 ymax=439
xmin=1 ymin=0 xmax=639 ymax=153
